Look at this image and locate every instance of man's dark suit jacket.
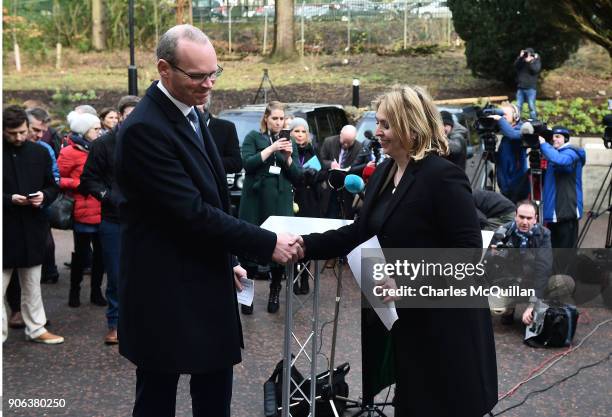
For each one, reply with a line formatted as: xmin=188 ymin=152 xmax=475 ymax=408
xmin=115 ymin=81 xmax=277 ymax=374
xmin=319 ymin=134 xmax=369 ymax=175
xmin=206 ymin=113 xmax=242 ymax=174
xmin=302 ymin=154 xmax=498 ymax=417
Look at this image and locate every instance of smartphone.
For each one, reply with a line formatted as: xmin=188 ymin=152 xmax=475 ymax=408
xmin=27 ymin=193 xmax=38 ymax=199
xmin=278 ymin=129 xmax=291 ymax=141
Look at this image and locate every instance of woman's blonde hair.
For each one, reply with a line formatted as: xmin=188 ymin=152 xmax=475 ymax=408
xmin=260 ymin=100 xmax=286 ymax=133
xmin=373 ymin=85 xmax=448 ymax=161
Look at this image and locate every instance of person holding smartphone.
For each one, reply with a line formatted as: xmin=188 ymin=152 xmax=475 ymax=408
xmin=238 ymin=101 xmax=303 ymax=314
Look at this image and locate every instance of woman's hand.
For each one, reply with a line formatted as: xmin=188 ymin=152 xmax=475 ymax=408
xmin=261 ymin=139 xmax=290 ymax=162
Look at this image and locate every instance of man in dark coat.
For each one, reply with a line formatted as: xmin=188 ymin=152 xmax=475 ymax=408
xmin=2 ymin=105 xmax=63 ymax=345
xmin=79 ymin=94 xmax=140 ymax=345
xmin=115 ymin=25 xmax=303 ymax=417
xmin=320 ymin=125 xmax=370 ymax=218
xmin=514 ymin=47 xmax=542 ymax=120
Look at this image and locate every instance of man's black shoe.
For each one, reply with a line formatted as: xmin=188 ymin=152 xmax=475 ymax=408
xmin=268 ymin=285 xmax=281 ymax=313
xmin=41 ymin=273 xmax=59 ymax=284
xmin=500 ymin=310 xmax=515 ymax=325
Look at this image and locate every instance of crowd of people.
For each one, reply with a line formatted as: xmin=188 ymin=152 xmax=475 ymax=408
xmin=2 ymin=28 xmax=590 ymax=417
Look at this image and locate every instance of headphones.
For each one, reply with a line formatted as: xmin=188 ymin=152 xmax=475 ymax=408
xmin=509 ymin=104 xmax=520 ymax=123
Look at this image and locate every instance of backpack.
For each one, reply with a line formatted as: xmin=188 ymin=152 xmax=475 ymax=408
xmin=524 ymin=303 xmax=579 ymax=348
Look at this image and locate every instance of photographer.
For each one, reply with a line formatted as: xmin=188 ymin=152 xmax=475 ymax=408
xmin=489 ymin=103 xmax=529 ymax=202
xmin=490 ymin=200 xmax=553 ymax=325
xmin=514 ymin=48 xmax=541 ymax=120
xmin=441 ymin=110 xmax=468 ymax=170
xmin=538 ymin=126 xmax=586 ymax=249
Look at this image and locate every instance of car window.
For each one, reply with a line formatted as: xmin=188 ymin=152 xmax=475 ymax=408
xmin=355 ymin=112 xmax=376 ymax=143
xmin=217 ymin=113 xmax=262 ymax=146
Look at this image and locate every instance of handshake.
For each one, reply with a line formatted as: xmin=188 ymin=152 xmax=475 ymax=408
xmin=272 ymin=233 xmax=305 ymax=264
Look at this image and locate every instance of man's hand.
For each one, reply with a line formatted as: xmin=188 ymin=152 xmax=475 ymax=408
xmin=272 ymin=233 xmax=304 ymax=264
xmin=28 ymin=191 xmax=44 ymax=208
xmin=331 ymin=159 xmax=340 ymax=170
xmin=489 ymin=115 xmax=502 ymax=121
xmin=233 ymin=265 xmax=247 ymax=292
xmin=376 ymin=277 xmax=400 ymax=304
xmin=538 ymin=136 xmax=546 ymax=145
xmin=522 ymin=306 xmax=534 ymax=325
xmin=12 ymin=194 xmax=29 ymax=206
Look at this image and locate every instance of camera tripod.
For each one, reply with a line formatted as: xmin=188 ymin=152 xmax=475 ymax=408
xmin=470 ymin=134 xmax=498 ymax=191
xmin=253 ymin=68 xmax=280 ymax=104
xmin=577 ymin=161 xmax=612 ymax=248
xmin=526 ymin=149 xmax=544 ymax=221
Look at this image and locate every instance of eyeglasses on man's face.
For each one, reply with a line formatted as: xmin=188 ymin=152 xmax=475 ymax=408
xmin=168 ymin=62 xmax=223 ymax=83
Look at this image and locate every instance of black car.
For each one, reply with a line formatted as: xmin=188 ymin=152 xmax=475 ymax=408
xmin=217 ymin=103 xmax=349 ymax=212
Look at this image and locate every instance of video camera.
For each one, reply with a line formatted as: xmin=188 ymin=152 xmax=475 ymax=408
xmin=364 ymin=130 xmax=382 ymax=163
xmin=462 ymin=104 xmax=504 ymax=134
xmin=462 ymin=103 xmax=504 ymax=153
xmin=520 ymin=120 xmax=553 ymax=149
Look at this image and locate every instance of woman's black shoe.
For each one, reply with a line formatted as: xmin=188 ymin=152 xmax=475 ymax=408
xmin=268 ymin=285 xmax=281 ymax=313
xmin=241 ymin=303 xmax=253 ymax=315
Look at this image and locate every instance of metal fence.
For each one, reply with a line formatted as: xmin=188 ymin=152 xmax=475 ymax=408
xmin=194 ymin=1 xmax=457 ymax=54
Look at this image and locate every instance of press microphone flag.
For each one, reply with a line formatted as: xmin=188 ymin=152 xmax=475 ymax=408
xmin=344 ymin=174 xmax=365 ymax=194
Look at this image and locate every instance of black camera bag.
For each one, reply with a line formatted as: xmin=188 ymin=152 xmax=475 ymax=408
xmin=525 ymin=303 xmax=579 ymax=348
xmin=263 ymin=358 xmax=349 ymax=417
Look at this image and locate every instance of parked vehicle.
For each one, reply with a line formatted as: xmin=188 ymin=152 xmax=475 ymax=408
xmin=410 ymin=1 xmax=452 ymax=19
xmin=217 ymin=103 xmax=349 ymax=212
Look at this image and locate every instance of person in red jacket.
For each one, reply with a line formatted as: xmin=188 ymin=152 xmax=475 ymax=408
xmin=58 ymin=112 xmax=106 ymax=308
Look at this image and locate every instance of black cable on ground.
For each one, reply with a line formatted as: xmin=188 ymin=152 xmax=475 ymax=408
xmin=491 ymin=352 xmax=611 ymax=416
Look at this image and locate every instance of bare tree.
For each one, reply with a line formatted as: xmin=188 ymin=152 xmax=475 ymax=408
xmin=92 ymin=0 xmax=106 ymax=50
xmin=272 ymin=0 xmax=297 ymax=59
xmin=176 ymin=0 xmax=193 ymax=25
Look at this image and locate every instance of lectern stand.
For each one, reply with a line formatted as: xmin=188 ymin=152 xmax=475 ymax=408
xmin=261 ymin=216 xmax=352 ymax=417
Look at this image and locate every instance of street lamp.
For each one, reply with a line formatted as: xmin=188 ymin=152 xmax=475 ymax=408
xmin=128 ymin=0 xmax=138 ymax=95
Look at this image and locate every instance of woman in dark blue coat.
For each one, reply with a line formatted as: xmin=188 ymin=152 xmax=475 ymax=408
xmin=300 ymin=86 xmax=498 ymax=417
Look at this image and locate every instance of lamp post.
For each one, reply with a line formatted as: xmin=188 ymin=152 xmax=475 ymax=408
xmin=128 ymin=0 xmax=138 ymax=95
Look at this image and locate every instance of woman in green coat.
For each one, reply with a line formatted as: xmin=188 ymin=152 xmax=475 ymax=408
xmin=238 ymin=101 xmax=302 ymax=314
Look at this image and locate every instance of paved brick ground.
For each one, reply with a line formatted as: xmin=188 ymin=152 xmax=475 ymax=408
xmin=3 ymin=216 xmax=611 ymax=417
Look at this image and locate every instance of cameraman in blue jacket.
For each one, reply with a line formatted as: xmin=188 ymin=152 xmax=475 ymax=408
xmin=538 ymin=126 xmax=586 ymax=249
xmin=489 ymin=103 xmax=529 ymax=202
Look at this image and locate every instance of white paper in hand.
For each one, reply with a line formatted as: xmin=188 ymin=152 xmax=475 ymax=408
xmin=236 ymin=277 xmax=254 ymax=306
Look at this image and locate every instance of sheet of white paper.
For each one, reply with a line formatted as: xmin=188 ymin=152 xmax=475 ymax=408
xmin=481 ymin=230 xmax=494 ymax=248
xmin=236 ymin=277 xmax=254 ymax=306
xmin=347 ymin=236 xmax=399 ymax=331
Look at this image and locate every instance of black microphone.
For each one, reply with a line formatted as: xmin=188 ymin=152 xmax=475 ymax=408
xmin=328 ymin=169 xmax=348 ymax=190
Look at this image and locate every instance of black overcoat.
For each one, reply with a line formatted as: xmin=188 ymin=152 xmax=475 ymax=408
xmin=115 ymin=82 xmax=277 ymax=373
xmin=302 ymin=154 xmax=498 ymax=417
xmin=3 ymin=140 xmax=59 ymax=268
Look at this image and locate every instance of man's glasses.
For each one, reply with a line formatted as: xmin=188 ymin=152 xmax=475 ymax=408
xmin=169 ymin=62 xmax=223 ymax=83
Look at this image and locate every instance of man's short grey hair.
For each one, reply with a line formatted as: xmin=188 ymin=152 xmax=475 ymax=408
xmin=156 ymin=24 xmax=210 ymax=64
xmin=340 ymin=125 xmax=357 ymax=136
xmin=26 ymin=107 xmax=50 ymax=124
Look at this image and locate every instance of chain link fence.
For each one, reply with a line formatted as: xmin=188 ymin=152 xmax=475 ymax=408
xmin=194 ymin=1 xmax=457 ymax=54
xmin=4 ymin=0 xmax=456 ymax=56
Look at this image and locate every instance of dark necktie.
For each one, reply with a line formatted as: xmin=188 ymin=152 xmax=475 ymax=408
xmin=187 ymin=107 xmax=204 ymax=143
xmin=340 ymin=148 xmax=348 ymax=168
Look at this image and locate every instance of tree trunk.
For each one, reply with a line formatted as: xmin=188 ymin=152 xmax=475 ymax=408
xmin=176 ymin=0 xmax=193 ymax=25
xmin=272 ymin=0 xmax=296 ymax=59
xmin=91 ymin=0 xmax=106 ymax=50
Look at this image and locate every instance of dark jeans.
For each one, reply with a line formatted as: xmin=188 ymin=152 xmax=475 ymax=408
xmin=133 ymin=367 xmax=233 ymax=417
xmin=99 ymin=220 xmax=120 ymax=329
xmin=516 ymin=88 xmax=537 ymax=120
xmin=73 ymin=230 xmax=104 ymax=292
xmin=548 ymin=219 xmax=579 ymax=273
